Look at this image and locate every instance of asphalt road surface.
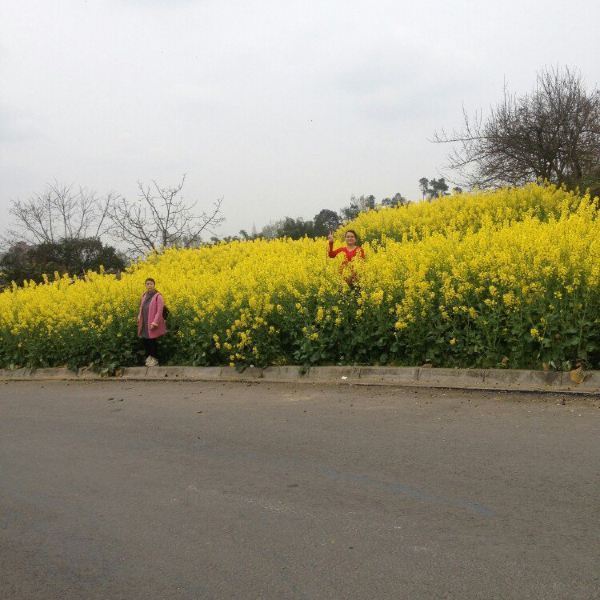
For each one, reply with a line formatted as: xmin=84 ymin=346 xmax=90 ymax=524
xmin=1 ymin=381 xmax=599 ymax=600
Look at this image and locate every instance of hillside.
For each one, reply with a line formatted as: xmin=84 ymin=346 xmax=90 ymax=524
xmin=1 ymin=184 xmax=598 ymax=371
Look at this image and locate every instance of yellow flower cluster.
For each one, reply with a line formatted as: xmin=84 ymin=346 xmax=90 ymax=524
xmin=1 ymin=184 xmax=598 ymax=370
xmin=342 ymin=183 xmax=584 ymax=244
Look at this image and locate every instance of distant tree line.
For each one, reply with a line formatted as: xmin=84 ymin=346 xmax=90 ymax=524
xmin=1 ymin=238 xmax=126 ymax=287
xmin=216 ymin=191 xmax=413 ymax=243
xmin=216 ymin=180 xmax=468 ymax=243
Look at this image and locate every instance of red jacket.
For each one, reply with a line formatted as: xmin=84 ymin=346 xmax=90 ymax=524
xmin=137 ymin=292 xmax=167 ymax=339
xmin=328 ymin=241 xmax=365 ymax=263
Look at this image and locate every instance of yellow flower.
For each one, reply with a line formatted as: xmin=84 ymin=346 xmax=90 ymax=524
xmin=2 ymin=183 xmax=598 ymax=373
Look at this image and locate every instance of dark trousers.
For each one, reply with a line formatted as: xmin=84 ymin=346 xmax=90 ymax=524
xmin=143 ymin=338 xmax=158 ymax=358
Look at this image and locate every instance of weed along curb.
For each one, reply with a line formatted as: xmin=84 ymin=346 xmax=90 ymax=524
xmin=1 ymin=366 xmax=599 ymax=395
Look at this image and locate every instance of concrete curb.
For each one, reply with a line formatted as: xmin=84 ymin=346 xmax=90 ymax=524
xmin=0 ymin=365 xmax=599 ymax=395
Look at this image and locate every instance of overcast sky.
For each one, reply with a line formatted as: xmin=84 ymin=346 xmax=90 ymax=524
xmin=1 ymin=0 xmax=598 ymax=237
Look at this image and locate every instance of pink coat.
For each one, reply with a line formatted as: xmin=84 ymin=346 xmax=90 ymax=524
xmin=137 ymin=292 xmax=167 ymax=339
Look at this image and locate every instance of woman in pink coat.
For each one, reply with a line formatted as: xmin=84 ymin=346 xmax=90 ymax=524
xmin=137 ymin=278 xmax=167 ymax=367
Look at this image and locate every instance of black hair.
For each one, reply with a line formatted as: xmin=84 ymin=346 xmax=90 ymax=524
xmin=345 ymin=229 xmax=360 ymax=244
xmin=145 ymin=278 xmax=156 ymax=284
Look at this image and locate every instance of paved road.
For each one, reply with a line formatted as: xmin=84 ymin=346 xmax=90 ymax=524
xmin=1 ymin=381 xmax=598 ymax=599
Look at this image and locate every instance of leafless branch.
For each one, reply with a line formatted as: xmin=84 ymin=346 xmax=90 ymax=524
xmin=5 ymin=182 xmax=119 ymax=245
xmin=107 ymin=175 xmax=224 ymax=256
xmin=433 ymin=66 xmax=600 ymax=192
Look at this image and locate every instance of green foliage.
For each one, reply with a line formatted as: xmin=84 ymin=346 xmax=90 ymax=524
xmin=0 ymin=238 xmax=125 ymax=288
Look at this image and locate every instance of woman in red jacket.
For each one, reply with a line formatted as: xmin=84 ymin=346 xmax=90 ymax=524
xmin=327 ymin=229 xmax=365 ymax=287
xmin=137 ymin=278 xmax=167 ymax=367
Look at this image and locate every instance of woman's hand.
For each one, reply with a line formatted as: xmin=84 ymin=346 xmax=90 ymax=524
xmin=149 ymin=322 xmax=158 ymax=330
xmin=327 ymin=232 xmax=334 ymax=243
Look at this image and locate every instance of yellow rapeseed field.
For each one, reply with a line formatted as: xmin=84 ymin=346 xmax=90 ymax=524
xmin=1 ymin=184 xmax=598 ymax=370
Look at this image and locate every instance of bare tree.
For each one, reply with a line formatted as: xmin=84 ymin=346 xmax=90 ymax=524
xmin=433 ymin=67 xmax=600 ymax=193
xmin=107 ymin=175 xmax=224 ymax=256
xmin=5 ymin=182 xmax=115 ymax=245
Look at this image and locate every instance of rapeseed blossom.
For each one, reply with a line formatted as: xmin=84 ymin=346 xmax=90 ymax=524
xmin=0 ymin=184 xmax=598 ymax=370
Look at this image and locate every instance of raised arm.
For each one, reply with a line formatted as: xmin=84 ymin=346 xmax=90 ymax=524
xmin=327 ymin=233 xmax=343 ymax=258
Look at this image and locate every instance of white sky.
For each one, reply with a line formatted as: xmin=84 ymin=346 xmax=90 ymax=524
xmin=1 ymin=0 xmax=598 ymax=237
